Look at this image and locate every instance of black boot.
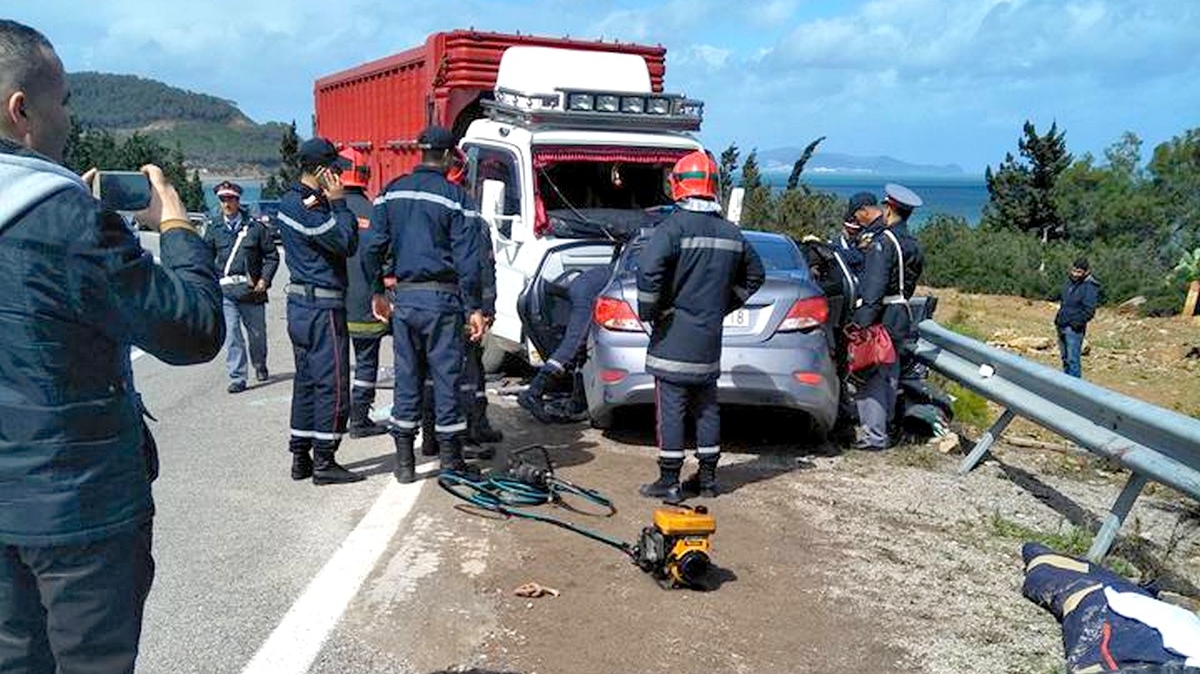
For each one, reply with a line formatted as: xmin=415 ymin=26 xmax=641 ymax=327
xmin=518 ymin=368 xmax=554 ymax=423
xmin=469 ymin=398 xmax=504 ymax=444
xmin=392 ymin=435 xmax=416 ymax=484
xmin=312 ymin=449 xmax=365 ymax=485
xmin=639 ymin=458 xmax=683 ymax=503
xmin=462 ymin=440 xmax=495 ymax=460
xmin=438 ymin=436 xmax=480 ymax=478
xmin=291 ymin=450 xmax=313 ymax=481
xmin=681 ymin=457 xmax=721 ymax=498
xmin=348 ymin=404 xmax=388 ymax=439
xmin=419 ymin=416 xmax=439 ymax=457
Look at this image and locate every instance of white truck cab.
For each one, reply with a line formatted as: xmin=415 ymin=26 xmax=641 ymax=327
xmin=457 ymin=47 xmax=709 ymax=370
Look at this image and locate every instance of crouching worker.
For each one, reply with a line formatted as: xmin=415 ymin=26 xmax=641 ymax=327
xmin=636 ymin=151 xmax=764 ymax=501
xmin=518 ymin=264 xmax=612 ymax=423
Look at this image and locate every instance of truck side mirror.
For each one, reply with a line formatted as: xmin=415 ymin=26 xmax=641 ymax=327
xmin=726 ymin=187 xmax=745 ymax=225
xmin=481 ymin=178 xmax=525 ymax=242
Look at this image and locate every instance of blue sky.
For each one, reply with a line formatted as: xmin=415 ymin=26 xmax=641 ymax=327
xmin=8 ymin=0 xmax=1198 ymax=173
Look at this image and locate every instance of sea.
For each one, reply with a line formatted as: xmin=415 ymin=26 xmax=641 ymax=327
xmin=764 ymin=173 xmax=989 ymax=226
xmin=203 ymin=174 xmax=990 ymax=226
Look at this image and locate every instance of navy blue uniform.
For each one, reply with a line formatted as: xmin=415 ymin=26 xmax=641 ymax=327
xmin=0 ymin=140 xmax=223 ymax=672
xmin=637 ymin=206 xmax=764 ymax=465
xmin=365 ymin=166 xmax=481 ymax=444
xmin=459 ymin=221 xmax=497 ymax=436
xmin=277 ymin=182 xmax=358 ymax=457
xmin=343 ymin=188 xmax=389 ymax=423
xmin=850 ymin=216 xmax=924 ymax=449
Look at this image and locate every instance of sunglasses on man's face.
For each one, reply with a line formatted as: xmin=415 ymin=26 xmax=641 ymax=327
xmin=219 ymin=196 xmax=240 ymax=203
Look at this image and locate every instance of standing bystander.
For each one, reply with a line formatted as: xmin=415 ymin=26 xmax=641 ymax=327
xmin=0 ymin=19 xmax=224 ymax=673
xmin=1055 ymin=258 xmax=1100 ymax=378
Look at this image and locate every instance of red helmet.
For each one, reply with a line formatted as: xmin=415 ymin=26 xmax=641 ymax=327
xmin=446 ymin=148 xmax=467 ymax=186
xmin=669 ymin=150 xmax=720 ymax=202
xmin=338 ymin=147 xmax=370 ymax=189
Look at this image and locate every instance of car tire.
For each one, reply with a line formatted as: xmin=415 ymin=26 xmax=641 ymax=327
xmin=588 ymin=408 xmax=614 ymax=430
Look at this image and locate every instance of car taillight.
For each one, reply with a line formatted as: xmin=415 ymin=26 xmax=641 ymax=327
xmin=778 ymin=296 xmax=828 ymax=332
xmin=593 ymin=297 xmax=642 ymax=332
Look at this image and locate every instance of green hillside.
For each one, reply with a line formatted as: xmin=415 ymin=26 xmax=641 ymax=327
xmin=66 ymin=72 xmax=285 ymax=173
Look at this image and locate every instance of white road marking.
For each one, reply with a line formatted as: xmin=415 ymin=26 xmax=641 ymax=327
xmin=131 ymin=348 xmax=146 ymax=361
xmin=239 ymin=462 xmax=434 ymax=674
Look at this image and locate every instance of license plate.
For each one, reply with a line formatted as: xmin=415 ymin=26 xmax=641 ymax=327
xmin=723 ymin=309 xmax=750 ymax=328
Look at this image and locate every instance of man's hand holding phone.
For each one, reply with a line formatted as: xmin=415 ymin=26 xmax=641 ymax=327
xmin=83 ymin=165 xmax=188 ymax=233
xmin=318 ymin=167 xmax=345 ymax=201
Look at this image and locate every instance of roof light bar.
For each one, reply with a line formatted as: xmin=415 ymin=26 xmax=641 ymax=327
xmin=486 ymin=87 xmax=704 ymax=132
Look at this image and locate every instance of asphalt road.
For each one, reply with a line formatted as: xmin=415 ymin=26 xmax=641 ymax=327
xmin=131 ymin=234 xmax=908 ymax=674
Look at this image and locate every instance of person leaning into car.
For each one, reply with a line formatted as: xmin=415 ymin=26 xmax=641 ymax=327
xmin=206 ymin=180 xmax=279 ymax=393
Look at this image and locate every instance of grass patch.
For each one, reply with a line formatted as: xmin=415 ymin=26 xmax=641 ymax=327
xmin=943 ymin=308 xmax=988 ymax=342
xmin=988 ymin=513 xmax=1139 ymax=577
xmin=889 ymin=444 xmax=944 ymax=470
xmin=945 ymin=381 xmax=992 ymax=429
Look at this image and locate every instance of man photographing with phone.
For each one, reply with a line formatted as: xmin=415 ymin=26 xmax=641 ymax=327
xmin=0 ymin=19 xmax=225 ymax=674
xmin=275 ymin=137 xmax=364 ymax=485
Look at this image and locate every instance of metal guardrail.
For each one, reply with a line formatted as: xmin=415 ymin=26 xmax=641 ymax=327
xmin=913 ymin=319 xmax=1200 ymax=562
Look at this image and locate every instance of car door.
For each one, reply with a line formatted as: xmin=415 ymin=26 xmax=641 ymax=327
xmin=516 ymin=241 xmax=617 ymax=364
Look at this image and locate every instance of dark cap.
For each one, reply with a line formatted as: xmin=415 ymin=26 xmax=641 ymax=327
xmin=1072 ymin=257 xmax=1090 ymax=271
xmin=844 ymin=191 xmax=878 ymax=222
xmin=417 ymin=125 xmax=455 ymax=151
xmin=213 ymin=180 xmax=243 ymax=198
xmin=299 ymin=137 xmax=352 ymax=170
xmin=884 ymin=183 xmax=923 ymax=211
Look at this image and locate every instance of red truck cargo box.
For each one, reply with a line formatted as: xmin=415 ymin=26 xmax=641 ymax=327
xmin=314 ymin=30 xmax=667 ymax=195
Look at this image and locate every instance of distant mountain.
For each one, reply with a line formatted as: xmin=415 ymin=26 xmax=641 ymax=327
xmin=67 ymin=72 xmax=285 ymax=175
xmin=756 ymin=147 xmax=965 ymax=177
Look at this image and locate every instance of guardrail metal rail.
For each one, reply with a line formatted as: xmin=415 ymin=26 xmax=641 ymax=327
xmin=913 ymin=319 xmax=1200 ymax=562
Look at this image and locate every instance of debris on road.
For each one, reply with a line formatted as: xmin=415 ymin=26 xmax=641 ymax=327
xmin=513 ymin=582 xmax=560 ymax=598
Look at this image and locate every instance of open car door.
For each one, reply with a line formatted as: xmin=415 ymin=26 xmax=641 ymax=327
xmin=517 ymin=241 xmax=617 ymax=364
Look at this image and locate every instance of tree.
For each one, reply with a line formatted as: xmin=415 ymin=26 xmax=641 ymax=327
xmin=263 ymin=120 xmax=301 ymax=199
xmin=786 ymin=136 xmax=825 ymax=191
xmin=982 ymin=121 xmax=1072 ymax=242
xmin=738 ymin=149 xmax=773 ymax=227
xmin=718 ymin=143 xmax=739 ymax=207
xmin=1147 ymin=128 xmax=1200 ymax=254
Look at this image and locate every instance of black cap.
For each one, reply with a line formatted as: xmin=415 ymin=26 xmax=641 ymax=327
xmin=1073 ymin=257 xmax=1090 ymax=271
xmin=213 ymin=180 xmax=243 ymax=198
xmin=299 ymin=137 xmax=352 ymax=170
xmin=844 ymin=191 xmax=878 ymax=222
xmin=417 ymin=125 xmax=455 ymax=151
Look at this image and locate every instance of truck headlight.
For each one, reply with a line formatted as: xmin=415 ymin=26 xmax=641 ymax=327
xmin=647 ymin=97 xmax=670 ymax=115
xmin=596 ymin=95 xmax=619 ymax=112
xmin=620 ymin=96 xmax=645 ymax=113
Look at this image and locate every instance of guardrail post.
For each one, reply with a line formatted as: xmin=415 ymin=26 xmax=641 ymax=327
xmin=1086 ymin=473 xmax=1149 ymax=563
xmin=958 ymin=408 xmax=1015 ymax=475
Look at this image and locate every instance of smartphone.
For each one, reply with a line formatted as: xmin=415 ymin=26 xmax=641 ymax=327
xmin=93 ymin=170 xmax=152 ymax=212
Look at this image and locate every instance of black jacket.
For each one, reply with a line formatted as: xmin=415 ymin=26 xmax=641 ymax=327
xmin=852 ymin=219 xmax=924 ymax=343
xmin=636 ymin=206 xmax=765 ymax=384
xmin=204 ymin=207 xmax=279 ymax=303
xmin=277 ymin=181 xmax=357 ymax=296
xmin=0 ymin=140 xmax=223 ymax=546
xmin=1055 ymin=275 xmax=1100 ymax=332
xmin=365 ymin=165 xmax=482 ymax=313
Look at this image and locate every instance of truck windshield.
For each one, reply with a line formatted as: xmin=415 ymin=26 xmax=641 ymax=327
xmin=538 ymin=161 xmax=673 ymax=211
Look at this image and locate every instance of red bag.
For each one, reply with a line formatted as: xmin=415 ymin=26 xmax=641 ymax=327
xmin=846 ymin=324 xmax=897 ymax=373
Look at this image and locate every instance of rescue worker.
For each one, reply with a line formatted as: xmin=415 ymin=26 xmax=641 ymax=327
xmin=206 ymin=180 xmax=279 ymax=393
xmin=849 ymin=184 xmax=924 ymax=450
xmin=518 ymin=264 xmax=612 ymax=423
xmin=365 ymin=125 xmax=485 ymax=484
xmin=339 ymin=147 xmax=390 ymax=438
xmin=277 ymin=137 xmax=363 ymax=485
xmin=637 ymin=151 xmax=765 ymax=501
xmin=0 ymin=19 xmax=224 ymax=671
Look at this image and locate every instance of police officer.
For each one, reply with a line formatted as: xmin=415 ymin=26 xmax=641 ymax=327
xmin=277 ymin=137 xmax=363 ymax=485
xmin=849 ymin=184 xmax=924 ymax=450
xmin=338 ymin=147 xmax=390 ymax=438
xmin=835 ymin=206 xmax=868 ymax=280
xmin=364 ymin=126 xmax=485 ymax=483
xmin=518 ymin=264 xmax=612 ymax=423
xmin=637 ymin=151 xmax=765 ymax=502
xmin=206 ymin=180 xmax=279 ymax=393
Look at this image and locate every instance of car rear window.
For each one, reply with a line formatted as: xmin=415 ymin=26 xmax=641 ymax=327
xmin=750 ymin=238 xmax=806 ymax=272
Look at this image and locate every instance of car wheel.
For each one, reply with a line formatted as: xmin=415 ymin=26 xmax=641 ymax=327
xmin=588 ymin=408 xmax=614 ymax=430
